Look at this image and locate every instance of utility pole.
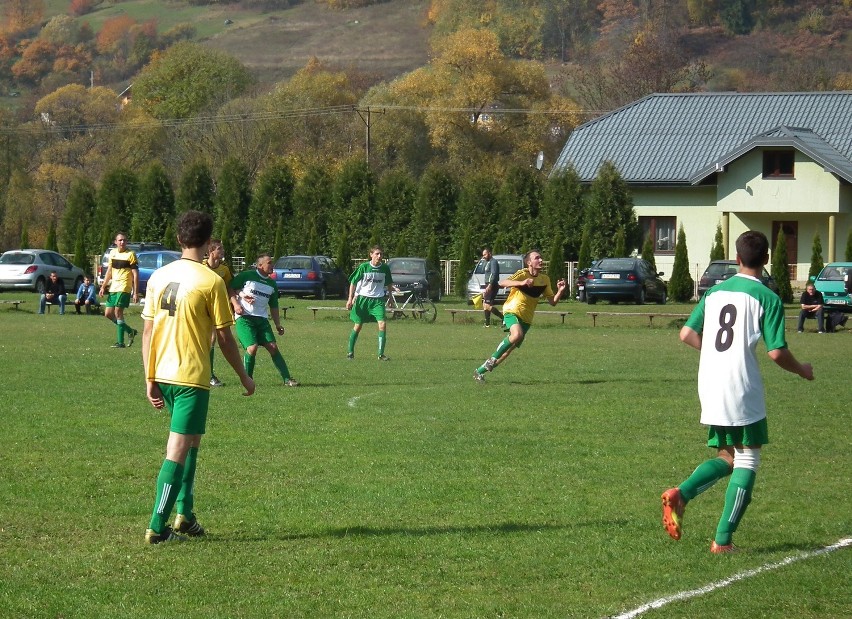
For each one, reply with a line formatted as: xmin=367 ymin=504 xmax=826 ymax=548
xmin=353 ymin=106 xmax=384 ymax=165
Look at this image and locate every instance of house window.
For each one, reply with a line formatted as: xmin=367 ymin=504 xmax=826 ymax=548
xmin=763 ymin=150 xmax=794 ymax=178
xmin=639 ymin=216 xmax=676 ymax=254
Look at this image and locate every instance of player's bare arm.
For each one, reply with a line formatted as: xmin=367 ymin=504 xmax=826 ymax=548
xmin=131 ymin=268 xmax=139 ymax=303
xmin=346 ymin=284 xmax=356 ymax=310
xmin=679 ymin=325 xmax=702 ymax=350
xmin=548 ymin=279 xmax=567 ymax=306
xmin=767 ymin=347 xmax=814 ymax=380
xmin=271 ymin=308 xmax=285 ymax=335
xmin=141 ymin=319 xmax=164 ymax=409
xmin=216 ymin=327 xmax=255 ymax=395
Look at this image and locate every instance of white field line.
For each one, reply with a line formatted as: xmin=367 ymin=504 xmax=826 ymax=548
xmin=609 ymin=537 xmax=852 ymax=619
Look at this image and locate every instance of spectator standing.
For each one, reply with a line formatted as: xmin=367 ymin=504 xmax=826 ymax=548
xmin=479 ymin=247 xmax=504 ymax=327
xmin=38 ymin=272 xmax=67 ymax=314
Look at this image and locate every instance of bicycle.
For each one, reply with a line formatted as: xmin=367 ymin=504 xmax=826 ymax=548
xmin=386 ymin=283 xmax=437 ymax=323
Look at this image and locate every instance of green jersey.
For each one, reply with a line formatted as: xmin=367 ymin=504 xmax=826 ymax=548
xmin=349 ymin=261 xmax=393 ymax=298
xmin=230 ymin=269 xmax=279 ymax=318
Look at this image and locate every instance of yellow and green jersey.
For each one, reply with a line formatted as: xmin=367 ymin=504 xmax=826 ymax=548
xmin=141 ymin=258 xmax=235 ymax=389
xmin=107 ymin=248 xmax=138 ymax=294
xmin=502 ymin=269 xmax=554 ymax=325
xmin=206 ymin=260 xmax=233 ymax=286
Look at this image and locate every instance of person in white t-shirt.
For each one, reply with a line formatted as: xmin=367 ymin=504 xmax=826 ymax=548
xmin=661 ymin=230 xmax=814 ymax=554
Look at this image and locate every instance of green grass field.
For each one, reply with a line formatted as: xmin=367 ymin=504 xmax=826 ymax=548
xmin=1 ymin=292 xmax=850 ymax=618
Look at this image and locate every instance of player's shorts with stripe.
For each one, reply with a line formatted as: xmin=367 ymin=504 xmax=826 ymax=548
xmin=235 ymin=315 xmax=276 ymax=348
xmin=350 ymin=296 xmax=386 ymax=324
xmin=707 ymin=418 xmax=768 ymax=447
xmin=105 ymin=292 xmax=131 ymax=308
xmin=160 ymin=384 xmax=210 ymax=435
xmin=483 ymin=284 xmax=499 ymax=305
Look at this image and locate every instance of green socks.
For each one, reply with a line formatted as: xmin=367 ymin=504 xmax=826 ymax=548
xmin=378 ymin=331 xmax=386 ymax=356
xmin=493 ymin=336 xmax=513 ymax=360
xmin=715 ymin=468 xmax=756 ymax=545
xmin=679 ymin=457 xmax=732 ymax=501
xmin=348 ymin=329 xmax=359 ymax=355
xmin=116 ymin=320 xmax=125 ymax=344
xmin=176 ymin=447 xmax=199 ymax=519
xmin=149 ymin=459 xmax=184 ymax=533
xmin=271 ymin=350 xmax=291 ymax=380
xmin=244 ymin=353 xmax=256 ymax=377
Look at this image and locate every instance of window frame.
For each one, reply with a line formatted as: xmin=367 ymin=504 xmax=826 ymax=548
xmin=639 ymin=216 xmax=677 ymax=255
xmin=762 ymin=150 xmax=795 ymax=179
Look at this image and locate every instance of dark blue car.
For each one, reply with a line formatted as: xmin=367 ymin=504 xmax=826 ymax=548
xmin=136 ymin=250 xmax=181 ymax=296
xmin=272 ymin=255 xmax=348 ymax=299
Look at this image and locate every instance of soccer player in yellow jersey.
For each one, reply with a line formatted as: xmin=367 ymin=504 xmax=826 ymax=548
xmin=141 ymin=211 xmax=255 ymax=544
xmin=474 ymin=250 xmax=566 ymax=383
xmin=204 ymin=239 xmax=233 ymax=387
xmin=99 ymin=233 xmax=139 ymax=348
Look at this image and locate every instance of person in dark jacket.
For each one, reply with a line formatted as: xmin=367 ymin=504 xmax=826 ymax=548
xmin=38 ymin=272 xmax=67 ymax=314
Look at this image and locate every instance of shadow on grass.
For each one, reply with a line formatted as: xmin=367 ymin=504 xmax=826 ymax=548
xmin=223 ymin=518 xmax=631 ymax=543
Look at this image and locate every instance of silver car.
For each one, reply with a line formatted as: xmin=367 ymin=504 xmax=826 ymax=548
xmin=466 ymin=254 xmax=524 ymax=303
xmin=0 ymin=249 xmax=86 ymax=293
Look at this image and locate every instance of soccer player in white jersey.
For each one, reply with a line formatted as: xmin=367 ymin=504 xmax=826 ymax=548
xmin=141 ymin=211 xmax=255 ymax=544
xmin=662 ymin=230 xmax=813 ymax=553
xmin=346 ymin=246 xmax=394 ymax=360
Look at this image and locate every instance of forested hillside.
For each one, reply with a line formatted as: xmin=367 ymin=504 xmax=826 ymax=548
xmin=1 ymin=0 xmax=850 ymax=268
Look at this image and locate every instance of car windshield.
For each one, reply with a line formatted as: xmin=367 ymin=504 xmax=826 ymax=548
xmin=817 ymin=266 xmax=849 ymax=281
xmin=0 ymin=253 xmax=34 ymax=265
xmin=389 ymin=260 xmax=425 ymax=275
xmin=474 ymin=258 xmax=522 ymax=274
xmin=276 ymin=257 xmax=312 ymax=270
xmin=596 ymin=258 xmax=635 ymax=271
xmin=705 ymin=262 xmax=738 ymax=277
xmin=137 ymin=254 xmax=158 ymax=269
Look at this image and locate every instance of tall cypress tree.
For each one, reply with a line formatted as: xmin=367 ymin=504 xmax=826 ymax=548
xmin=585 ymin=160 xmax=638 ymax=259
xmin=411 ymin=164 xmax=458 ymax=257
xmin=132 ymin=161 xmax=175 ymax=243
xmin=176 ymin=160 xmax=215 ymax=215
xmin=668 ymin=224 xmax=694 ymax=302
xmin=772 ymin=229 xmax=793 ymax=303
xmin=710 ymin=223 xmax=725 ymax=260
xmin=808 ymin=233 xmax=824 ymax=280
xmin=95 ymin=167 xmax=137 ymax=248
xmin=45 ymin=220 xmax=58 ymax=252
xmin=214 ymin=157 xmax=252 ymax=256
xmin=641 ymin=233 xmax=656 ymax=272
xmin=577 ymin=226 xmax=592 ymax=270
xmin=249 ymin=160 xmax=295 ymax=256
xmin=846 ymin=229 xmax=852 ymax=262
xmin=291 ymin=164 xmax=333 ymax=255
xmin=456 ymin=226 xmax=475 ymax=298
xmin=541 ymin=166 xmax=584 ymax=260
xmin=331 ymin=157 xmax=374 ymax=258
xmin=62 ymin=177 xmax=96 ymax=255
xmin=547 ymin=232 xmax=566 ymax=287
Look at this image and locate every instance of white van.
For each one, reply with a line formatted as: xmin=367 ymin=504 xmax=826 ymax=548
xmin=466 ymin=254 xmax=523 ymax=303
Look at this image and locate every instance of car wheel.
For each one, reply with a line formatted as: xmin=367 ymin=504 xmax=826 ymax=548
xmin=635 ymin=288 xmax=646 ymax=305
xmin=586 ymin=294 xmax=597 ymax=305
xmin=318 ymin=286 xmax=327 ymax=301
xmin=35 ymin=276 xmax=46 ymax=294
xmin=658 ymin=290 xmax=667 ymax=305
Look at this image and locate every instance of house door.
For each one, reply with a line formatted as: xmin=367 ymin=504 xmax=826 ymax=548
xmin=772 ymin=221 xmax=798 ymax=280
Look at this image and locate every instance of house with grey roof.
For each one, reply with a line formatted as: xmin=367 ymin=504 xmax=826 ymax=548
xmin=551 ymin=91 xmax=852 ymax=286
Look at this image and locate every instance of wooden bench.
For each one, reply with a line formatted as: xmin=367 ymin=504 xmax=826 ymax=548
xmin=0 ymin=300 xmax=25 ymax=310
xmin=308 ymin=306 xmax=348 ymax=320
xmin=445 ymin=308 xmax=571 ymax=324
xmin=587 ymin=311 xmax=689 ymax=327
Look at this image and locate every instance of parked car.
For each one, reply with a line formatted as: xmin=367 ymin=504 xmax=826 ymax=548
xmin=136 ymin=250 xmax=182 ymax=297
xmin=584 ymin=257 xmax=667 ymax=304
xmin=813 ymin=262 xmax=852 ymax=313
xmin=272 ymin=255 xmax=348 ymax=299
xmin=697 ymin=260 xmax=779 ymax=298
xmin=466 ymin=254 xmax=524 ymax=303
xmin=0 ymin=249 xmax=85 ymax=293
xmin=386 ymin=257 xmax=442 ymax=301
xmin=98 ymin=242 xmax=166 ymax=286
xmin=575 ymin=260 xmax=601 ymax=302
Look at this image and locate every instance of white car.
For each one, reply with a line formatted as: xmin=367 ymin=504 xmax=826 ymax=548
xmin=0 ymin=249 xmax=85 ymax=293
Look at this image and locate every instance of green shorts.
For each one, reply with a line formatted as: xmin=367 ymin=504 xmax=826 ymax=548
xmin=105 ymin=292 xmax=131 ymax=308
xmin=160 ymin=384 xmax=210 ymax=435
xmin=503 ymin=313 xmax=531 ymax=348
xmin=235 ymin=315 xmax=276 ymax=348
xmin=350 ymin=296 xmax=386 ymax=324
xmin=707 ymin=418 xmax=769 ymax=448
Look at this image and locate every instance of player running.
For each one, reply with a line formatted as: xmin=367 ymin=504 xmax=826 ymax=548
xmin=474 ymin=250 xmax=566 ymax=382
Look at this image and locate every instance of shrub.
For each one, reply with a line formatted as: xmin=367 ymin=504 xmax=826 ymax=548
xmin=808 ymin=233 xmax=824 ymax=280
xmin=771 ymin=230 xmax=794 ymax=303
xmin=668 ymin=224 xmax=694 ymax=302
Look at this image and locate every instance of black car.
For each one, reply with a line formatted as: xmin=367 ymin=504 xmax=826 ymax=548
xmin=584 ymin=257 xmax=667 ymax=305
xmin=697 ymin=260 xmax=779 ymax=298
xmin=272 ymin=255 xmax=348 ymax=299
xmin=387 ymin=257 xmax=442 ymax=301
